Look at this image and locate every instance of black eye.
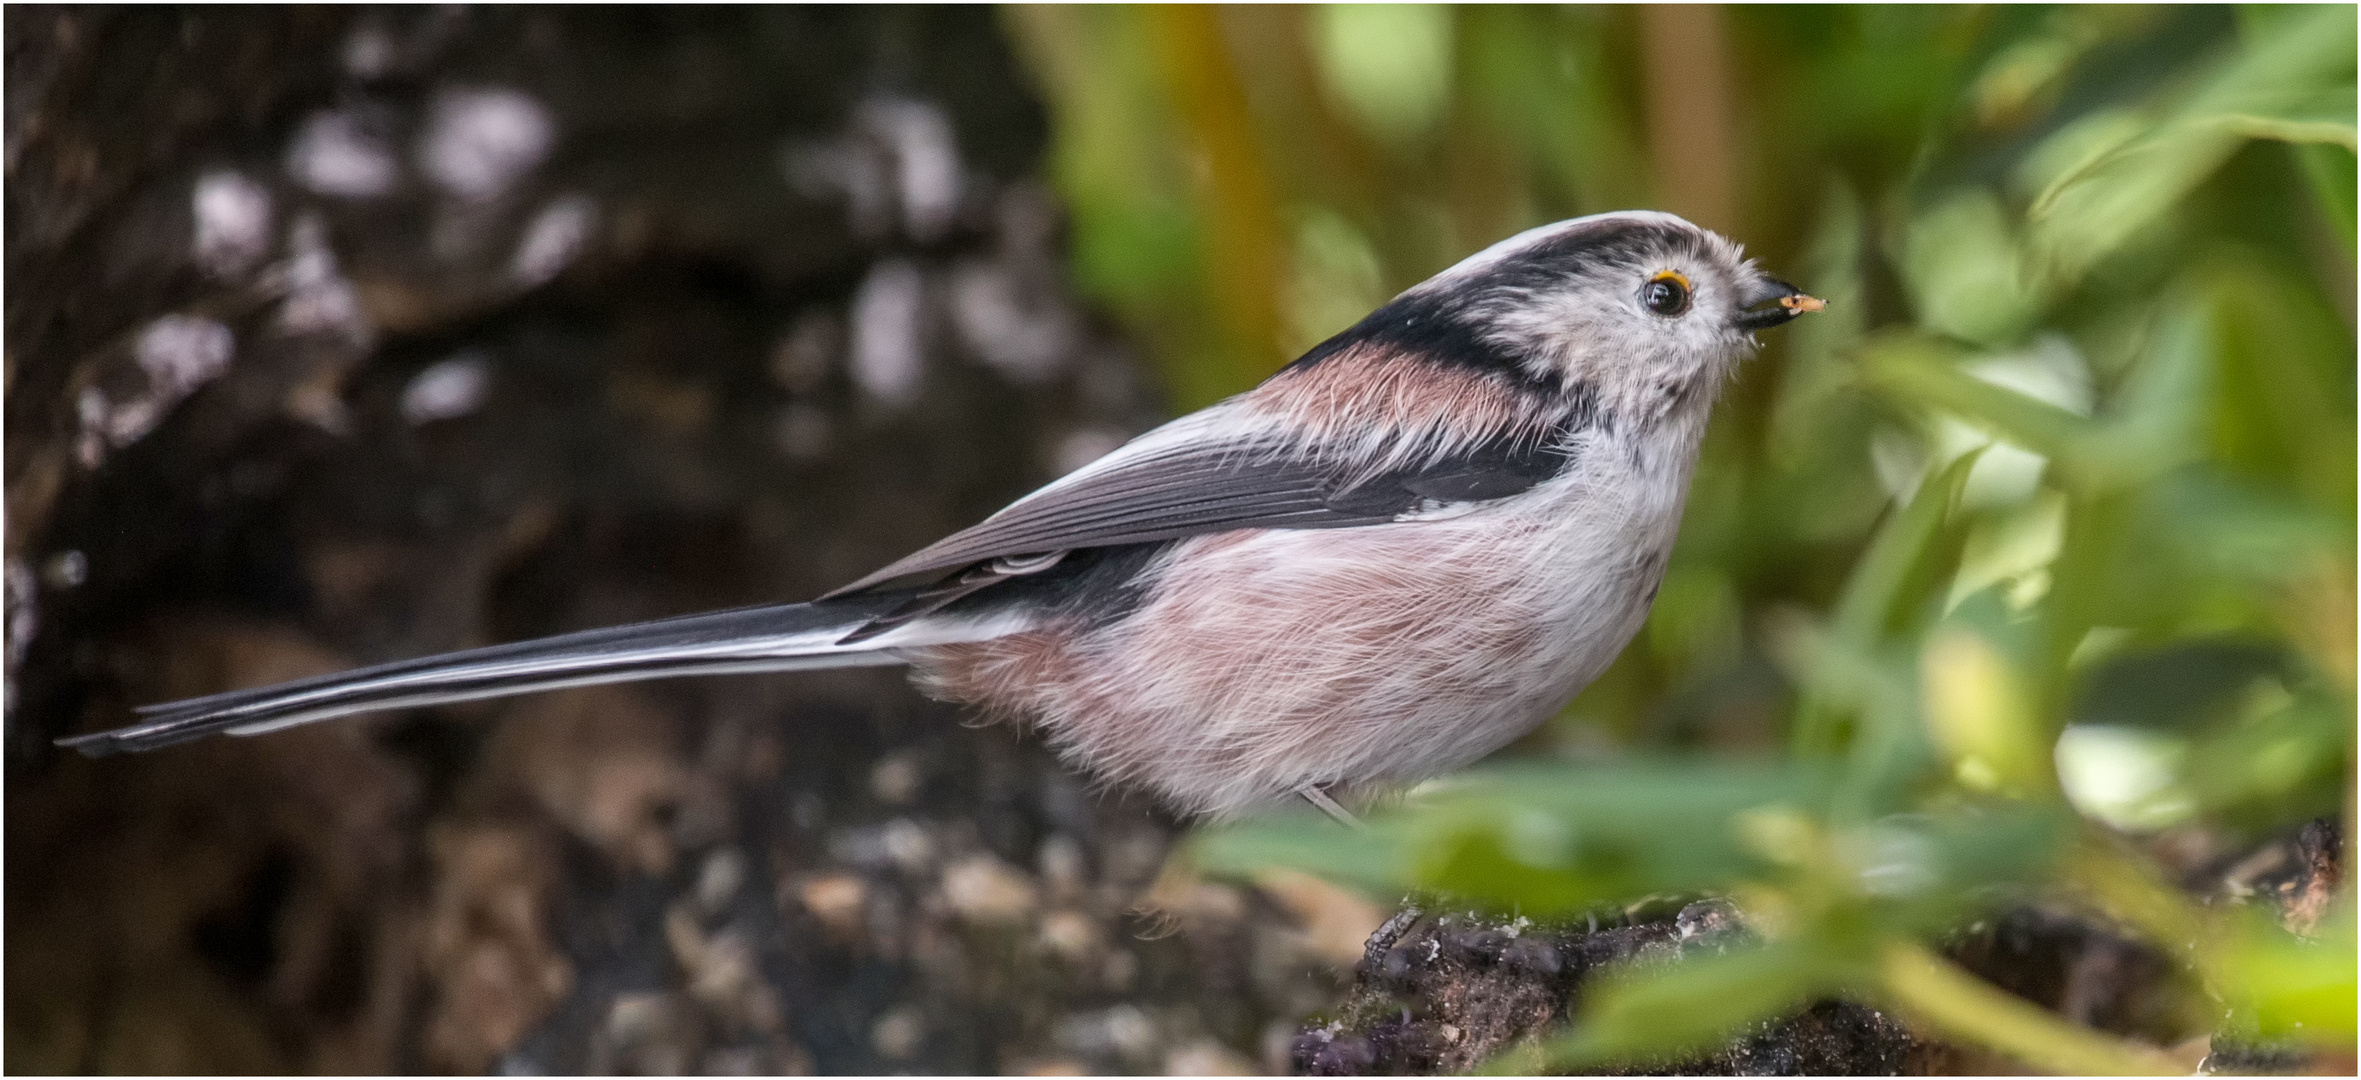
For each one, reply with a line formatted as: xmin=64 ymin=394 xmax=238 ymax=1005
xmin=1643 ymin=273 xmax=1692 ymax=317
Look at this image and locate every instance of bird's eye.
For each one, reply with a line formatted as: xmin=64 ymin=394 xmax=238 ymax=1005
xmin=1642 ymin=271 xmax=1692 ymax=317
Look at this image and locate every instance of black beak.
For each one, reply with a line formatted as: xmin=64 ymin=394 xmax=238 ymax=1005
xmin=1735 ymin=278 xmax=1825 ymax=331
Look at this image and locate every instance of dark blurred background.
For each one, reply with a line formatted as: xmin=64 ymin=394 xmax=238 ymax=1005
xmin=6 ymin=7 xmax=1371 ymax=1073
xmin=5 ymin=4 xmax=2352 ymax=1075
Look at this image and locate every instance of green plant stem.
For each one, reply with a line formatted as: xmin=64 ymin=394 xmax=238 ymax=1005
xmin=1877 ymin=940 xmax=2185 ymax=1075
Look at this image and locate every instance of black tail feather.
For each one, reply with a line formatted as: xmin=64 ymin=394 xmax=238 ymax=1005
xmin=57 ymin=594 xmax=922 ymax=757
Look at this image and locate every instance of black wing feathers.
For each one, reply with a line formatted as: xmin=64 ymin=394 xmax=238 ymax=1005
xmin=828 ymin=426 xmax=1577 ymax=598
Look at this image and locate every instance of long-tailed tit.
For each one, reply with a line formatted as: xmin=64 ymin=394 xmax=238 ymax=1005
xmin=61 ymin=211 xmax=1822 ymax=820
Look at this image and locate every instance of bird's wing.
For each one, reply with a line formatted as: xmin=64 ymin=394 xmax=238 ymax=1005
xmin=827 ymin=408 xmax=1576 ymax=598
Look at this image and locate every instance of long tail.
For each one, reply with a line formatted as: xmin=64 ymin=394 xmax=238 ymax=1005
xmin=56 ymin=593 xmax=1008 ymax=757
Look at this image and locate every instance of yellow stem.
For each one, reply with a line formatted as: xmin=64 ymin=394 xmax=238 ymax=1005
xmin=1636 ymin=3 xmax=1737 ymax=231
xmin=1143 ymin=4 xmax=1287 ymax=404
xmin=1878 ymin=940 xmax=2185 ymax=1075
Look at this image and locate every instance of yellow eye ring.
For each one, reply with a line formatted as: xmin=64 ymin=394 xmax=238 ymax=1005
xmin=1643 ymin=270 xmax=1693 ymax=316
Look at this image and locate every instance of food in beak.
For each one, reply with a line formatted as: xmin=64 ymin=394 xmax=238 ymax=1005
xmin=1734 ymin=286 xmax=1824 ymax=331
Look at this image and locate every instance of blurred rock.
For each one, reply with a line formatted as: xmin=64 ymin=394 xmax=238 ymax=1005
xmin=1166 ymin=1037 xmax=1263 ymax=1076
xmin=662 ymin=905 xmax=782 ymax=1035
xmin=942 ymin=853 xmax=1040 ymax=927
xmin=1297 ymin=902 xmax=1923 ymax=1076
xmin=1053 ymin=1004 xmax=1159 ymax=1067
xmin=867 ymin=749 xmax=925 ymax=806
xmin=1038 ymin=908 xmax=1102 ymax=965
xmin=2270 ymin=818 xmax=2341 ymax=936
xmin=6 ymin=619 xmax=416 ymax=1073
xmin=496 ymin=685 xmax=690 ymax=876
xmin=1256 ymin=869 xmax=1389 ymax=970
xmin=869 ymin=1003 xmax=926 ymax=1061
xmin=596 ymin=991 xmax=699 ymax=1076
xmin=791 ymin=873 xmax=868 ymax=941
xmin=424 ymin=822 xmax=573 ymax=1073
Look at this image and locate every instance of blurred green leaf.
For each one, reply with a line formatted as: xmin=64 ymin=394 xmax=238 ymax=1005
xmin=1313 ymin=4 xmax=1454 ymax=148
xmin=1901 ymin=189 xmax=2038 ymax=346
xmin=2293 ymin=143 xmax=2357 ymax=252
xmin=2182 ymin=687 xmax=2349 ymax=826
xmin=1921 ymin=618 xmax=2055 ymax=799
xmin=2142 ymin=467 xmax=2354 ymax=588
xmin=1865 ymin=338 xmax=2088 ymax=464
xmin=2201 ymin=258 xmax=2358 ymax=513
xmin=2213 ymin=902 xmax=2358 ymax=1046
xmin=1907 ymin=804 xmax=2069 ymax=901
xmin=2068 ymin=636 xmax=2290 ymax=733
xmin=1835 ymin=445 xmax=1985 ymax=650
xmin=1791 ymin=446 xmax=1981 ymax=758
xmin=1867 ymin=295 xmax=2226 ymax=496
xmin=2025 ymin=3 xmax=2357 ymax=283
xmin=1194 ymin=760 xmax=1833 ymax=915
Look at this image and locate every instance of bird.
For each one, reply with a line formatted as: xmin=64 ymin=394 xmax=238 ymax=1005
xmin=58 ymin=210 xmax=1821 ymax=821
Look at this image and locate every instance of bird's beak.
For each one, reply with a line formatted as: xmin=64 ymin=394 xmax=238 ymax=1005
xmin=1735 ymin=278 xmax=1825 ymax=331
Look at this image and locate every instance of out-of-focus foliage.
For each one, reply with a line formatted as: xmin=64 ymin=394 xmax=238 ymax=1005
xmin=1006 ymin=4 xmax=2353 ymax=1073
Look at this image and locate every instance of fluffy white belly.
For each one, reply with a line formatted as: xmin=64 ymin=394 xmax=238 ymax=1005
xmin=918 ymin=439 xmax=1692 ymax=816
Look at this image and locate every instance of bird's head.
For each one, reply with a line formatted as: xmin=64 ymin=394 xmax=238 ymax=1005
xmin=1401 ymin=211 xmax=1821 ymax=416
